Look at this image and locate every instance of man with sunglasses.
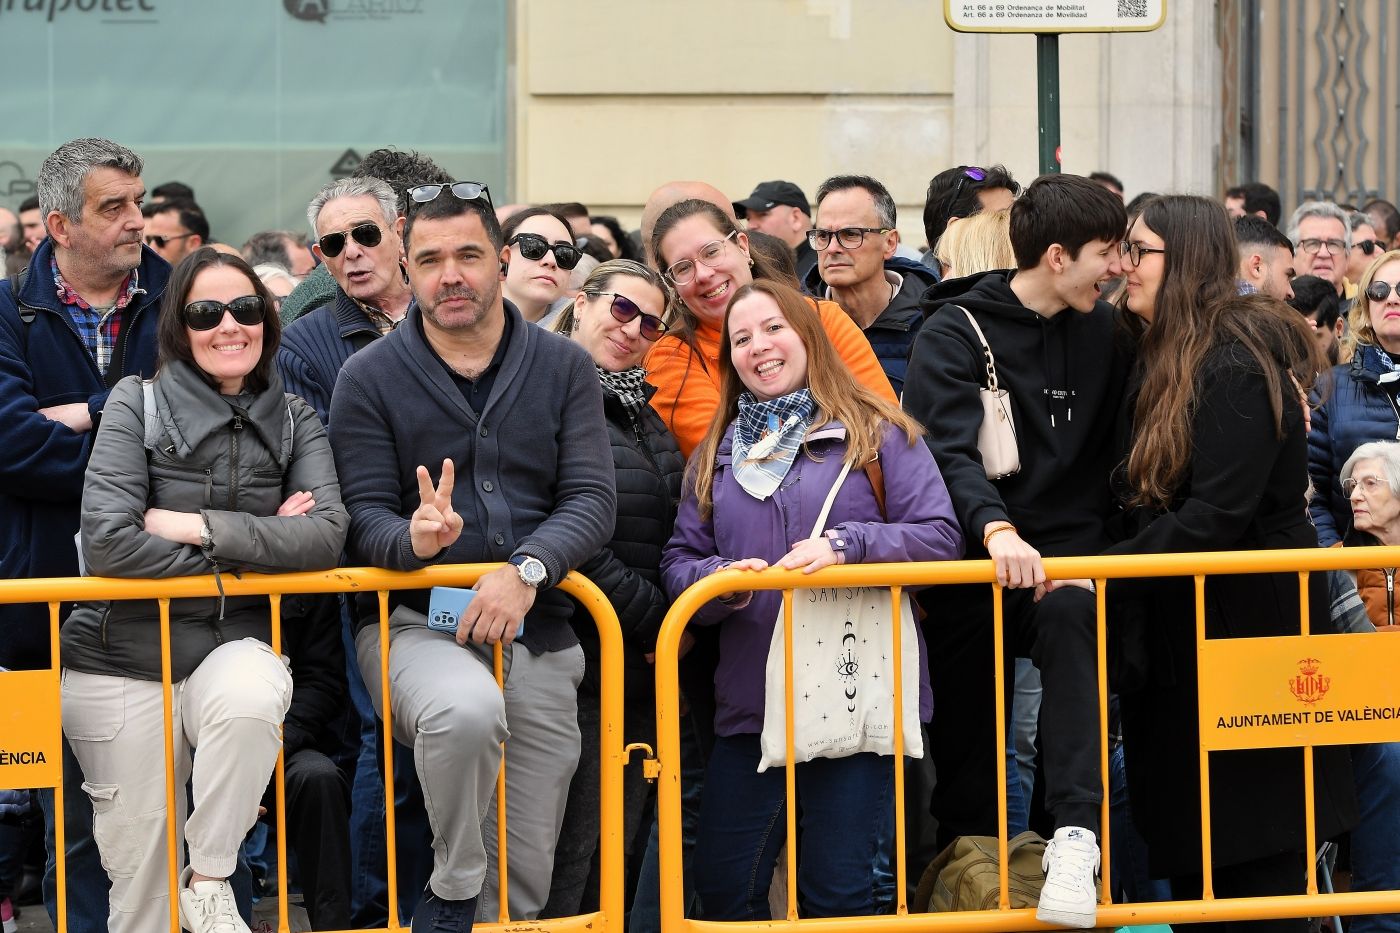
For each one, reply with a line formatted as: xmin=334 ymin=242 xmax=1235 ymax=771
xmin=140 ymin=197 xmax=208 ymax=266
xmin=0 ymin=137 xmax=169 ymax=931
xmin=330 ymin=181 xmax=614 ymax=933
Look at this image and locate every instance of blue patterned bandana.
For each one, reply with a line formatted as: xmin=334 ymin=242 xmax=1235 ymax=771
xmin=731 ymin=389 xmax=816 ymax=500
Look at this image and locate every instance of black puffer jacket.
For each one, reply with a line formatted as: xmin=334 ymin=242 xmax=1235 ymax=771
xmin=572 ymin=384 xmax=684 ymax=695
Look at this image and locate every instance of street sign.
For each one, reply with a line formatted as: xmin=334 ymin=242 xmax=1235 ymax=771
xmin=945 ymin=0 xmax=1166 ymax=33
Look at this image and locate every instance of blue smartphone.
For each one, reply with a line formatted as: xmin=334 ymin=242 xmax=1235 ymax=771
xmin=427 ymin=586 xmax=476 ymax=633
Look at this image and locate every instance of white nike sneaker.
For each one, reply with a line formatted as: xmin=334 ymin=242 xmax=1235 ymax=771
xmin=177 ymin=866 xmax=249 ymax=933
xmin=1036 ymin=825 xmax=1101 ymax=928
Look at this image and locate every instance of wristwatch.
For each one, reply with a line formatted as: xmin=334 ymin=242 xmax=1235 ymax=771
xmin=508 ymin=554 xmax=547 ymax=588
xmin=199 ymin=517 xmax=214 ymax=553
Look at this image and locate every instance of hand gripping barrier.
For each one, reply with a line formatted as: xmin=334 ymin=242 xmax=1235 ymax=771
xmin=651 ymin=547 xmax=1400 ymax=933
xmin=0 ymin=564 xmax=628 ymax=933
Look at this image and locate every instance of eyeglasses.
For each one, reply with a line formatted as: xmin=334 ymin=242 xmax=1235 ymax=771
xmin=317 ymin=222 xmax=382 ymax=258
xmin=1343 ymin=475 xmax=1389 ymax=496
xmin=598 ymin=291 xmax=668 ymax=341
xmin=1355 ymin=239 xmax=1384 ymax=256
xmin=806 ymin=226 xmax=893 ymax=250
xmin=1120 ymin=240 xmax=1167 ymax=267
xmin=1298 ymin=238 xmax=1347 ymax=255
xmin=508 ymin=232 xmax=582 ymax=270
xmin=145 ymin=233 xmax=196 ymax=249
xmin=407 ymin=181 xmax=493 ymax=210
xmin=182 ymin=295 xmax=266 ymax=331
xmin=665 ymin=231 xmax=737 ymax=285
xmin=1366 ymin=280 xmax=1400 ymax=303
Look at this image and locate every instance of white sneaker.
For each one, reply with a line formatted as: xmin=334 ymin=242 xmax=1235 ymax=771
xmin=177 ymin=866 xmax=250 ymax=933
xmin=1036 ymin=825 xmax=1100 ymax=928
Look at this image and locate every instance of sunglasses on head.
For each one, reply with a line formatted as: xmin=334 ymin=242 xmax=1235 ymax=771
xmin=508 ymin=232 xmax=582 ymax=270
xmin=183 ymin=295 xmax=266 ymax=331
xmin=408 ymin=181 xmax=493 ymax=211
xmin=598 ymin=291 xmax=668 ymax=341
xmin=1367 ymin=280 xmax=1400 ymax=303
xmin=317 ymin=222 xmax=382 ymax=259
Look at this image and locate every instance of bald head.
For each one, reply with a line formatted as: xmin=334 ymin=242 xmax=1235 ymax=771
xmin=640 ymin=181 xmax=736 ymax=264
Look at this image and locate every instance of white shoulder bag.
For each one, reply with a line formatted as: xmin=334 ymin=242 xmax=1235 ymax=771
xmin=960 ymin=307 xmax=1020 ymax=479
xmin=757 ymin=459 xmax=923 ymax=771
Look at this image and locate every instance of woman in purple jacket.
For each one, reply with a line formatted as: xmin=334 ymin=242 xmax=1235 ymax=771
xmin=662 ymin=279 xmax=963 ymax=920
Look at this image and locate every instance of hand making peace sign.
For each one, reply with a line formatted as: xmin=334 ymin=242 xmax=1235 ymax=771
xmin=410 ymin=458 xmax=464 ymax=559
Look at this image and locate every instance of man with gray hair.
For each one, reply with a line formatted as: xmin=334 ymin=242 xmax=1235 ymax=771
xmin=803 ymin=173 xmax=936 ymax=394
xmin=277 ymin=176 xmax=413 ymax=425
xmin=1287 ymin=200 xmax=1352 ymax=305
xmin=0 ymin=137 xmax=168 ymax=931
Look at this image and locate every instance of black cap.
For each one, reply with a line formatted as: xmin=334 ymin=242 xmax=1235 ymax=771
xmin=733 ymin=180 xmax=810 ymax=219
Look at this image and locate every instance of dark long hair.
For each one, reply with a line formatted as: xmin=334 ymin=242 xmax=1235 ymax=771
xmin=1126 ymin=195 xmax=1323 ymax=507
xmin=157 ymin=248 xmax=282 ymax=395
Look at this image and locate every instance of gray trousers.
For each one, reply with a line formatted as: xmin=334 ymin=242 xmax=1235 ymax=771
xmin=356 ymin=607 xmax=584 ymax=920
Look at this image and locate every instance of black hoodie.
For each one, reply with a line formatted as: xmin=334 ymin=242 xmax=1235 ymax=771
xmin=903 ymin=269 xmax=1132 ymax=556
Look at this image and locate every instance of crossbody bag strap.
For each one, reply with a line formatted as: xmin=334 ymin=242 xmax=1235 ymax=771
xmin=959 ymin=306 xmax=1001 ymax=393
xmin=809 ymin=459 xmax=855 ymax=539
xmin=863 ymin=456 xmax=887 ymax=521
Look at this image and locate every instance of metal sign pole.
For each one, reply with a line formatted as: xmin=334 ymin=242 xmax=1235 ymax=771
xmin=1037 ymin=32 xmax=1061 ymax=175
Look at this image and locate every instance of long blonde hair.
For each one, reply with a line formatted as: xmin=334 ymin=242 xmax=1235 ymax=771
xmin=689 ymin=280 xmax=924 ymax=518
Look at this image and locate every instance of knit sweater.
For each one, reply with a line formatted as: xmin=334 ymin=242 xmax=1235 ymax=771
xmin=276 ymin=287 xmax=381 ymax=426
xmin=329 ymin=300 xmax=617 ymax=653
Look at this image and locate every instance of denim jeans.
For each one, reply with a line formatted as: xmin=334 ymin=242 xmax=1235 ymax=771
xmin=1108 ymin=741 xmax=1170 ymax=903
xmin=340 ymin=610 xmax=391 ymax=928
xmin=1348 ymin=742 xmax=1400 ymax=933
xmin=693 ymin=734 xmax=894 ymax=920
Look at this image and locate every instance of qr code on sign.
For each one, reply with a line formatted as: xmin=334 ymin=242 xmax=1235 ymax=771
xmin=1118 ymin=0 xmax=1148 ymax=16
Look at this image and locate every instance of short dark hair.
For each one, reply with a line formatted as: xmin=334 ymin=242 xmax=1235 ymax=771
xmin=403 ymin=189 xmax=503 ymax=254
xmin=143 ymin=198 xmax=210 ymax=241
xmin=544 ymin=202 xmax=589 ymax=222
xmin=589 ymin=215 xmax=639 ymax=262
xmin=157 ymin=248 xmax=282 ymax=395
xmin=151 ymin=181 xmax=195 ymax=202
xmin=18 ymin=195 xmax=39 ymax=213
xmin=1234 ymin=214 xmax=1293 ymax=254
xmin=814 ymin=174 xmax=897 ymax=228
xmin=241 ymin=230 xmax=300 ymax=270
xmin=1363 ymin=198 xmax=1400 ymax=243
xmin=743 ymin=230 xmax=801 ymax=289
xmin=352 ymin=147 xmax=453 ymax=216
xmin=1125 ymin=191 xmax=1159 ymax=221
xmin=1224 ymin=182 xmax=1282 ymax=226
xmin=500 ymin=206 xmax=573 ymax=245
xmin=1009 ymin=173 xmax=1127 ymax=270
xmin=923 ymin=164 xmax=1019 ymax=252
xmin=1089 ymin=171 xmax=1124 ymax=192
xmin=1288 ymin=274 xmax=1341 ymax=329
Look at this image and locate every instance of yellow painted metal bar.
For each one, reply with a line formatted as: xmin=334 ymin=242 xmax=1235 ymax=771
xmin=1095 ymin=579 xmax=1110 ymax=905
xmin=1194 ymin=575 xmax=1213 ymax=900
xmin=377 ymin=590 xmax=401 ymax=929
xmin=1298 ymin=571 xmax=1319 ymax=896
xmin=783 ymin=589 xmax=798 ymax=921
xmin=889 ymin=585 xmax=908 ymax=917
xmin=49 ymin=601 xmax=67 ymax=933
xmin=269 ymin=593 xmax=290 ymax=933
xmin=991 ymin=585 xmax=1009 ymax=910
xmin=494 ymin=641 xmax=509 ymax=923
xmin=159 ymin=597 xmax=180 ymax=933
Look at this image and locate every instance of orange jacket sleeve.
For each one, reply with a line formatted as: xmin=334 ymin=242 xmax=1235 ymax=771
xmin=645 ymin=336 xmax=719 ymax=460
xmin=814 ymin=299 xmax=898 ymax=403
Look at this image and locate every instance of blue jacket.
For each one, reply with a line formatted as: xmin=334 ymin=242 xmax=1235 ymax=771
xmin=1308 ymin=345 xmax=1400 ymax=546
xmin=802 ymin=256 xmax=937 ymax=396
xmin=276 ymin=287 xmax=381 ymax=426
xmin=0 ymin=240 xmax=167 ymax=668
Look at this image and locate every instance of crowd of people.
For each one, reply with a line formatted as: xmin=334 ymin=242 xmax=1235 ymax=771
xmin=2 ymin=137 xmax=1400 ymax=933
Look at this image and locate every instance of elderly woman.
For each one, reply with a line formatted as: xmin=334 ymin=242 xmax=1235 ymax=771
xmin=1308 ymin=248 xmax=1400 ymax=545
xmin=1334 ymin=440 xmax=1400 ymax=933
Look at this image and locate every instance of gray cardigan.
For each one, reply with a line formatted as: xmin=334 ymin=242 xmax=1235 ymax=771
xmin=329 ymin=301 xmax=616 ymax=652
xmin=62 ymin=361 xmax=349 ymax=682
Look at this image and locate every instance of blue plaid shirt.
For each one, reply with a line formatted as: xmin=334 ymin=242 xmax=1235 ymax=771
xmin=52 ymin=258 xmax=140 ymax=377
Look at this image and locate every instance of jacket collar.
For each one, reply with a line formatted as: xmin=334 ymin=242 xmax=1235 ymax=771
xmin=331 ymin=286 xmax=386 ymax=340
xmin=395 ymin=298 xmax=532 ymax=423
xmin=153 ymin=359 xmax=287 ymax=461
xmin=19 ymin=238 xmax=170 ymax=318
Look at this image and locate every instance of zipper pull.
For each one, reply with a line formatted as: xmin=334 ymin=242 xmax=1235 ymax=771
xmin=232 ymin=415 xmax=244 ymax=430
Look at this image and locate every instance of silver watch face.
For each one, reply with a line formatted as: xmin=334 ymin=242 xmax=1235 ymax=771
xmin=518 ymin=557 xmax=547 ymax=586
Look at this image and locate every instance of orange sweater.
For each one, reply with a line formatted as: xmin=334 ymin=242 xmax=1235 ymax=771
xmin=645 ymin=297 xmax=897 ymax=458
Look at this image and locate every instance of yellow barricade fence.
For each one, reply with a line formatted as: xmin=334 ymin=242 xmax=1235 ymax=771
xmin=653 ymin=547 xmax=1400 ymax=933
xmin=0 ymin=564 xmax=630 ymax=933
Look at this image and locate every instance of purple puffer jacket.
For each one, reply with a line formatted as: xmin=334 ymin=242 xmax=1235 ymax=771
xmin=662 ymin=420 xmax=964 ymax=737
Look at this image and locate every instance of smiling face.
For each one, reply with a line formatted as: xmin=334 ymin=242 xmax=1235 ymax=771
xmin=1123 ymin=218 xmax=1167 ymax=323
xmin=1350 ymin=458 xmax=1400 ymax=541
xmin=727 ymin=291 xmax=809 ymax=401
xmin=1366 ymin=259 xmax=1400 ymax=354
xmin=185 ymin=264 xmax=264 ymax=395
xmin=1055 ymin=236 xmax=1122 ymax=313
xmin=572 ymin=274 xmax=666 ymax=372
xmin=659 ymin=214 xmax=752 ymax=327
xmin=503 ymin=213 xmax=573 ymax=316
xmin=313 ymin=194 xmax=400 ymax=304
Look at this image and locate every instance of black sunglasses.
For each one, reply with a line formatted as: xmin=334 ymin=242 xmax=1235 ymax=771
xmin=508 ymin=233 xmax=582 ymax=270
xmin=145 ymin=232 xmax=196 ymax=249
xmin=408 ymin=181 xmax=493 ymax=210
xmin=1367 ymin=280 xmax=1400 ymax=303
xmin=183 ymin=295 xmax=266 ymax=331
xmin=599 ymin=292 xmax=668 ymax=341
xmin=1355 ymin=239 xmax=1383 ymax=256
xmin=317 ymin=222 xmax=382 ymax=258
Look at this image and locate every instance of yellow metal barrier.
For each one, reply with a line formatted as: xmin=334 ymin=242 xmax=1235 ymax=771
xmin=653 ymin=547 xmax=1400 ymax=932
xmin=0 ymin=564 xmax=628 ymax=933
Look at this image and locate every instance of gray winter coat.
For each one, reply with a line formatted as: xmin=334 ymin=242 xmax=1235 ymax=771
xmin=61 ymin=360 xmax=348 ymax=682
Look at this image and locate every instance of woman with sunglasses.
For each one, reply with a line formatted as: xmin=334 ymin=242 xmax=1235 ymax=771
xmin=1078 ymin=197 xmax=1355 ymax=923
xmin=543 ymin=259 xmax=684 ymax=916
xmin=646 ymin=198 xmax=896 ymax=458
xmin=1310 ymin=249 xmax=1400 ymax=546
xmin=662 ymin=279 xmax=961 ymax=920
xmin=501 ymin=206 xmax=583 ymax=324
xmin=59 ymin=248 xmax=348 ymax=933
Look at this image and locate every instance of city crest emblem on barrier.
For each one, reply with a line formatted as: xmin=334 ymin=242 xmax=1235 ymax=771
xmin=1289 ymin=658 xmax=1330 ymax=706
